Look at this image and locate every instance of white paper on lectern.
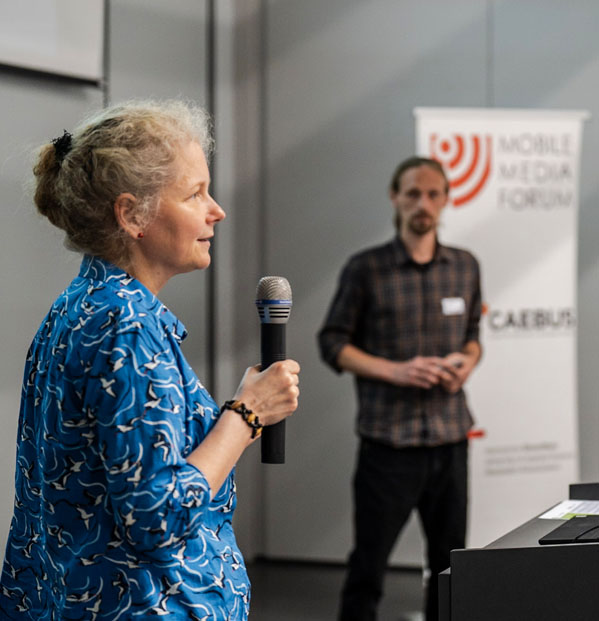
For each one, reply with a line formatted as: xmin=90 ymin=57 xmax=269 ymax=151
xmin=539 ymin=500 xmax=599 ymax=520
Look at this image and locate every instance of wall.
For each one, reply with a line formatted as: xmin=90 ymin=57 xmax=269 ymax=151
xmin=107 ymin=0 xmax=211 ymax=377
xmin=254 ymin=0 xmax=599 ymax=564
xmin=2 ymin=0 xmax=599 ymax=571
xmin=0 ymin=0 xmax=211 ymax=557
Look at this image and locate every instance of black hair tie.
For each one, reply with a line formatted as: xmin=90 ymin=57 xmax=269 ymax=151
xmin=52 ymin=130 xmax=73 ymax=163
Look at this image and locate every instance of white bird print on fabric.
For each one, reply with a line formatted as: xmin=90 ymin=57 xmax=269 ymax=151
xmin=144 ymin=382 xmax=162 ymax=409
xmin=0 ymin=256 xmax=250 ymax=619
xmin=97 ymin=375 xmax=117 ymax=398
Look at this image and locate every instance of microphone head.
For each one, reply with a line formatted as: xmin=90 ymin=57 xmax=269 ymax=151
xmin=255 ymin=276 xmax=292 ymax=324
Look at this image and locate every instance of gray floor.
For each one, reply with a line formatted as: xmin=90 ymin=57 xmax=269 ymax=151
xmin=247 ymin=560 xmax=425 ymax=620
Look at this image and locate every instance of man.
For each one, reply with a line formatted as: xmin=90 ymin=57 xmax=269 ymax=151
xmin=318 ymin=156 xmax=482 ymax=621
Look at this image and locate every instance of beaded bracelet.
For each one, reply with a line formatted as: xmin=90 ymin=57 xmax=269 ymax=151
xmin=221 ymin=400 xmax=263 ymax=439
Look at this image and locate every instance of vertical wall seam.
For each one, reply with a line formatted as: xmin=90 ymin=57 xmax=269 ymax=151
xmin=207 ymin=0 xmax=217 ymax=392
xmin=258 ymin=0 xmax=268 ymax=278
xmin=486 ymin=0 xmax=494 ymax=107
xmin=102 ymin=0 xmax=111 ymax=107
xmin=257 ymin=0 xmax=268 ymax=557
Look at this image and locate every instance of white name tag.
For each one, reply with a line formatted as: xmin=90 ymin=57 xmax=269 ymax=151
xmin=441 ymin=297 xmax=465 ymax=316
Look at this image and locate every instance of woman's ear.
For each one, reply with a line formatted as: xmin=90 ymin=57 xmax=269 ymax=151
xmin=114 ymin=193 xmax=142 ymax=239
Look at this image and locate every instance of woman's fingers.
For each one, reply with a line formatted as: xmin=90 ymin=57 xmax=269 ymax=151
xmin=234 ymin=359 xmax=300 ymax=426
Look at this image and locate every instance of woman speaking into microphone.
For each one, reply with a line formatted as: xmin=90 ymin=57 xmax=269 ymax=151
xmin=0 ymin=100 xmax=299 ymax=620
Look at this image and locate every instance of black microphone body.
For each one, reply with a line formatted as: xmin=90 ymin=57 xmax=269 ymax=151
xmin=260 ymin=323 xmax=287 ymax=463
xmin=255 ymin=276 xmax=292 ymax=464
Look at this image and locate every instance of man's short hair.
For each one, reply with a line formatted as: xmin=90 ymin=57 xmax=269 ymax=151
xmin=389 ymin=156 xmax=449 ymax=194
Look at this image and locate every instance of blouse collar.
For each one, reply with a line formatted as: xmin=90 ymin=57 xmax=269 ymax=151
xmin=78 ymin=255 xmax=188 ymax=342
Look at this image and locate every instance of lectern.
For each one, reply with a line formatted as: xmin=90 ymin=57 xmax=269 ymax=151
xmin=439 ymin=483 xmax=599 ymax=620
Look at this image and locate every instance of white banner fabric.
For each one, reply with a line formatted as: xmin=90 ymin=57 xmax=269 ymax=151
xmin=415 ymin=107 xmax=587 ymax=547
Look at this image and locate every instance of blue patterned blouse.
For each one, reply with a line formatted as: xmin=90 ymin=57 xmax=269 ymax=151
xmin=0 ymin=256 xmax=250 ymax=620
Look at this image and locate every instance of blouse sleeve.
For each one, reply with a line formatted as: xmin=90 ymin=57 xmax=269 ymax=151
xmin=83 ymin=321 xmax=215 ymax=560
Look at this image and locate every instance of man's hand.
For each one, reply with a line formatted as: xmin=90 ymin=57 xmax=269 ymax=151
xmin=390 ymin=356 xmax=453 ymax=389
xmin=336 ymin=343 xmax=480 ymax=391
xmin=438 ymin=351 xmax=476 ymax=394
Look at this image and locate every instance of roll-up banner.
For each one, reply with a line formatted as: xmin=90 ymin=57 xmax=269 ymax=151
xmin=415 ymin=107 xmax=588 ymax=547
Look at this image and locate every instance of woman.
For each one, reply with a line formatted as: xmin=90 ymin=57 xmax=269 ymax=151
xmin=0 ymin=100 xmax=299 ymax=620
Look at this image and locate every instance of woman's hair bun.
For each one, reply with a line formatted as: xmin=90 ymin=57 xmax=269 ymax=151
xmin=33 ymin=143 xmax=68 ymax=230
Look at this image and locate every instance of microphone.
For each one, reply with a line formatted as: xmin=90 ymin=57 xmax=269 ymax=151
xmin=255 ymin=276 xmax=293 ymax=464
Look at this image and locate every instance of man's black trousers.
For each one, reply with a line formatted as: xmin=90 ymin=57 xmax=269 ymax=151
xmin=338 ymin=438 xmax=468 ymax=621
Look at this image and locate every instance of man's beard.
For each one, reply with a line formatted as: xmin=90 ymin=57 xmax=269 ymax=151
xmin=407 ymin=211 xmax=435 ymax=236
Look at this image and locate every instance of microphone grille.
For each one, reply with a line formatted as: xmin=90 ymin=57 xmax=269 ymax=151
xmin=255 ymin=276 xmax=292 ymax=324
xmin=256 ymin=276 xmax=292 ymax=302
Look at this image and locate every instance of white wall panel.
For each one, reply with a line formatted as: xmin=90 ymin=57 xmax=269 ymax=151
xmin=0 ymin=0 xmax=104 ymax=81
xmin=109 ymin=0 xmax=210 ymax=377
xmin=262 ymin=0 xmax=487 ymax=564
xmin=492 ymin=0 xmax=599 ymax=484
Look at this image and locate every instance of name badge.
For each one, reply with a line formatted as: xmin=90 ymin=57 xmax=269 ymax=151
xmin=441 ymin=297 xmax=465 ymax=316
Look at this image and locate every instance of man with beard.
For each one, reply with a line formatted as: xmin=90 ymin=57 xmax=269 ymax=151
xmin=318 ymin=157 xmax=482 ymax=621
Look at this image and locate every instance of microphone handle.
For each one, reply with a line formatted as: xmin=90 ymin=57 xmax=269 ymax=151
xmin=260 ymin=323 xmax=286 ymax=464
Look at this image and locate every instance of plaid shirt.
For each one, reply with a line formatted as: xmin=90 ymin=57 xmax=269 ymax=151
xmin=318 ymin=236 xmax=482 ymax=448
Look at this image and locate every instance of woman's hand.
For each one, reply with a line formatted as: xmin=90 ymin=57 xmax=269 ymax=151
xmin=186 ymin=360 xmax=299 ymax=495
xmin=233 ymin=360 xmax=300 ymax=427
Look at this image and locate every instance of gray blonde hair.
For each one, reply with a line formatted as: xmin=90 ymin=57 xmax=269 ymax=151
xmin=33 ymin=99 xmax=213 ymax=266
